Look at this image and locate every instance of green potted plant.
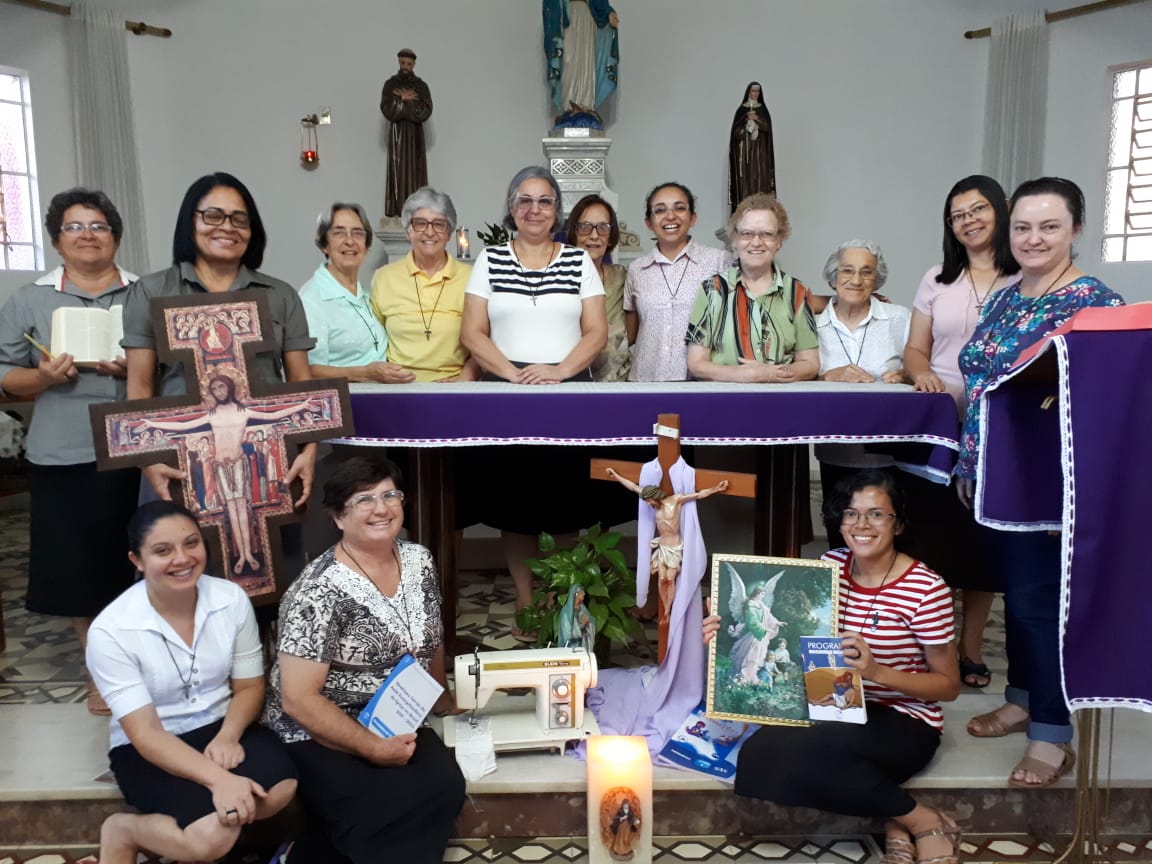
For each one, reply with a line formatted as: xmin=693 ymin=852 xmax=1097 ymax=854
xmin=514 ymin=524 xmax=643 ymax=655
xmin=476 ymin=222 xmax=511 ymax=247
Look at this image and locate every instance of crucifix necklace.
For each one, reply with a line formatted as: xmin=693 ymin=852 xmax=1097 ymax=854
xmin=348 ymin=296 xmax=380 ymax=352
xmin=413 ymin=276 xmax=447 ymax=341
xmin=660 ymin=255 xmax=690 ymax=301
xmin=161 ymin=634 xmax=197 ymax=700
xmin=964 ymin=267 xmax=1000 ymax=313
xmin=512 ymin=240 xmax=554 ymax=306
xmin=833 ymin=318 xmax=871 ymax=367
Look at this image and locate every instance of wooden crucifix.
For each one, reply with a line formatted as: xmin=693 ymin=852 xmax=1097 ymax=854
xmin=592 ymin=413 xmax=756 ymax=664
xmin=90 ymin=291 xmax=352 ymax=603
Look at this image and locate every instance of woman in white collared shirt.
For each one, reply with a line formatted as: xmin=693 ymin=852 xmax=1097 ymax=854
xmin=813 ymin=240 xmax=910 ymax=547
xmin=87 ymin=501 xmax=297 ymax=864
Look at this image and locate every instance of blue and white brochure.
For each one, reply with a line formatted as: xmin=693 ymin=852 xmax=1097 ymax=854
xmin=800 ymin=637 xmax=867 ymax=724
xmin=657 ymin=700 xmax=756 ymax=782
xmin=357 ymin=654 xmax=444 ymax=738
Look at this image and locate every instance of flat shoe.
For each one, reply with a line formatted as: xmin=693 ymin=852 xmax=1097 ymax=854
xmin=1008 ymin=742 xmax=1075 ymax=788
xmin=959 ymin=656 xmax=991 ymax=688
xmin=967 ymin=707 xmax=1027 ymax=737
xmin=511 ymin=626 xmax=537 ymax=644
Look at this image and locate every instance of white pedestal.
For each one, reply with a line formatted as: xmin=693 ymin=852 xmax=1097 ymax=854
xmin=543 ymin=130 xmax=641 ymax=267
xmin=374 ymin=217 xmax=409 ymax=265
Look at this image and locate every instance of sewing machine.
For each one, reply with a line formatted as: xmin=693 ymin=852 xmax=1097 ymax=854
xmin=446 ymin=646 xmax=599 ymax=753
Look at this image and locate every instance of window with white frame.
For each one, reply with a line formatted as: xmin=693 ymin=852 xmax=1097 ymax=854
xmin=1103 ymin=62 xmax=1152 ymax=263
xmin=0 ymin=66 xmax=42 ymax=271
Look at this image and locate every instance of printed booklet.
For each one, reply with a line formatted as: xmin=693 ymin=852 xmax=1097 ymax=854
xmin=799 ymin=637 xmax=867 ymax=724
xmin=357 ymin=654 xmax=444 ymax=738
xmin=657 ymin=700 xmax=757 ymax=782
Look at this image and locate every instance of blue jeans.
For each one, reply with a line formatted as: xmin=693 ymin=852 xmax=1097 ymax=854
xmin=991 ymin=529 xmax=1072 ymax=744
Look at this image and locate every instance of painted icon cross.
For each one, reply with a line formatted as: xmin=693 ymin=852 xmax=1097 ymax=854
xmin=91 ymin=290 xmax=353 ymax=602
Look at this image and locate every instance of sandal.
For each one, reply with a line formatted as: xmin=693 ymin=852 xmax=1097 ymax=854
xmin=967 ymin=705 xmax=1028 ymax=738
xmin=913 ymin=810 xmax=961 ymax=864
xmin=510 ymin=626 xmax=538 ymax=644
xmin=881 ymin=821 xmax=916 ymax=864
xmin=1008 ymin=742 xmax=1075 ymax=788
xmin=959 ymin=656 xmax=991 ymax=688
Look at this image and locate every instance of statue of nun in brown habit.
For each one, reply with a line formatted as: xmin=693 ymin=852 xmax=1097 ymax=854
xmin=728 ymin=81 xmax=775 ymax=213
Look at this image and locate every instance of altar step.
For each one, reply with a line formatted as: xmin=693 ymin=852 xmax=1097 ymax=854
xmin=2 ymin=696 xmax=1151 ymax=849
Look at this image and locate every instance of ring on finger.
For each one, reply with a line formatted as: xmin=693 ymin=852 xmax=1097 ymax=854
xmin=226 ymin=808 xmax=238 ymax=815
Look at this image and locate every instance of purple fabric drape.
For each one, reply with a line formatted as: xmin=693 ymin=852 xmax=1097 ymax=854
xmin=978 ymin=328 xmax=1152 ymax=712
xmin=584 ymin=457 xmax=708 ymax=755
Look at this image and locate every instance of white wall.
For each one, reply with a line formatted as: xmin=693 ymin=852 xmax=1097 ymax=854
xmin=2 ymin=0 xmax=1149 ymax=306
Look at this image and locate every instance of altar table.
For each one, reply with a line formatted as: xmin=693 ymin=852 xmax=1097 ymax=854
xmin=332 ymin=381 xmax=960 ymax=639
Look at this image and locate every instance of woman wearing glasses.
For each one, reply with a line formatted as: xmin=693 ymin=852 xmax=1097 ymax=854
xmin=686 ymin=193 xmax=819 ymax=382
xmin=460 ymin=166 xmax=607 ymax=638
xmin=624 ymin=182 xmax=730 ymax=381
xmin=299 ymin=202 xmax=403 ymax=383
xmin=901 ymin=175 xmax=1019 ymax=690
xmin=0 ymin=188 xmax=140 ymax=715
xmin=123 ymin=172 xmax=317 ymax=505
xmin=565 ymin=193 xmax=629 ymax=381
xmin=707 ymin=469 xmax=961 ymax=864
xmin=262 ymin=455 xmax=464 ymax=863
xmin=371 ymin=187 xmax=477 ymax=381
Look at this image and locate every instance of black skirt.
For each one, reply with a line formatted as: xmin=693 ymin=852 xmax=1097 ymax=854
xmin=25 ymin=462 xmax=141 ymax=617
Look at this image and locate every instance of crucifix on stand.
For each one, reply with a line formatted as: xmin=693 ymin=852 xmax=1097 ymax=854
xmin=592 ymin=413 xmax=756 ymax=664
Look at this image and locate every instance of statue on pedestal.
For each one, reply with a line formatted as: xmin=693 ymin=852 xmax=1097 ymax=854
xmin=380 ymin=49 xmax=433 ymax=218
xmin=728 ymin=81 xmax=775 ymax=212
xmin=544 ymin=0 xmax=619 ymax=129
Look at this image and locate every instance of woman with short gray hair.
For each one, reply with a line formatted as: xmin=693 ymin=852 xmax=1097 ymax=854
xmin=371 ymin=186 xmax=476 ymax=381
xmin=300 ymin=201 xmax=408 ymax=383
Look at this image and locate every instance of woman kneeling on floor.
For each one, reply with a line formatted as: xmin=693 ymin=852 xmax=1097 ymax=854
xmin=705 ymin=469 xmax=961 ymax=864
xmin=89 ymin=501 xmax=298 ymax=864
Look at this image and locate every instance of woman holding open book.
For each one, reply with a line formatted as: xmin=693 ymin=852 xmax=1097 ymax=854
xmin=261 ymin=455 xmax=465 ymax=863
xmin=704 ymin=470 xmax=961 ymax=864
xmin=0 ymin=187 xmax=140 ymax=716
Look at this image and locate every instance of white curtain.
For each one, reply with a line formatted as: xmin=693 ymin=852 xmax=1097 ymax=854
xmin=981 ymin=12 xmax=1049 ymax=195
xmin=66 ymin=2 xmax=149 ymax=274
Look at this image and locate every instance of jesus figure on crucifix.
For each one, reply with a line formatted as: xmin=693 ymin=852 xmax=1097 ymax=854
xmin=605 ymin=467 xmax=729 ymax=628
xmin=141 ymin=373 xmax=317 ymax=574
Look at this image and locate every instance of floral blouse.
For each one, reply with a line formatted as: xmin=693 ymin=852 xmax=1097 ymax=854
xmin=261 ymin=541 xmax=442 ymax=743
xmin=955 ymin=276 xmax=1124 ymax=479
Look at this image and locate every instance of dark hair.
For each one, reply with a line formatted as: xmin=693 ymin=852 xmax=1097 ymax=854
xmin=207 ymin=374 xmax=238 ymax=404
xmin=1010 ymin=176 xmax=1086 ymax=229
xmin=938 ymin=174 xmax=1018 ymax=284
xmin=644 ymin=181 xmax=697 ymax=219
xmin=397 ymin=48 xmax=416 ymax=60
xmin=564 ymin=194 xmax=620 ymax=253
xmin=502 ymin=165 xmax=564 ymax=233
xmin=127 ymin=500 xmax=201 ymax=555
xmin=172 ymin=172 xmax=267 ymax=270
xmin=323 ymin=455 xmax=404 ymax=513
xmin=45 ymin=188 xmax=124 ymax=244
xmin=821 ymin=468 xmax=909 ymax=533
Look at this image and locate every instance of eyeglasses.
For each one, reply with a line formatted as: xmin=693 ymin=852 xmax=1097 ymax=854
xmin=840 ymin=508 xmax=896 ymax=526
xmin=837 ymin=266 xmax=877 ymax=282
xmin=575 ymin=221 xmax=612 ymax=236
xmin=330 ymin=227 xmax=368 ymax=241
xmin=196 ymin=208 xmax=251 ymax=229
xmin=947 ymin=202 xmax=991 ymax=227
xmin=513 ymin=195 xmax=557 ymax=211
xmin=346 ymin=489 xmax=406 ymax=511
xmin=650 ymin=202 xmax=690 ymax=216
xmin=736 ymin=229 xmax=778 ymax=243
xmin=409 ymin=217 xmax=451 ymax=235
xmin=61 ymin=222 xmax=112 ymax=234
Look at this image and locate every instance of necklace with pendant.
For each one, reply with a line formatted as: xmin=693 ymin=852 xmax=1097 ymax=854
xmin=413 ymin=275 xmax=447 ymax=341
xmin=965 ymin=266 xmax=1000 ymax=313
xmin=341 ymin=541 xmax=414 ymax=645
xmin=512 ymin=240 xmax=554 ymax=306
xmin=161 ymin=634 xmax=197 ymax=701
xmin=849 ymin=551 xmax=899 ymax=632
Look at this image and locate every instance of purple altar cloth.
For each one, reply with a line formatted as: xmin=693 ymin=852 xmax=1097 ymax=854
xmin=978 ymin=328 xmax=1152 ymax=712
xmin=337 ymin=382 xmax=960 ymax=479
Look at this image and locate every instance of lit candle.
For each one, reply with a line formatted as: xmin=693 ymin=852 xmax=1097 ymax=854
xmin=456 ymin=227 xmax=471 ymax=259
xmin=586 ymin=735 xmax=652 ymax=864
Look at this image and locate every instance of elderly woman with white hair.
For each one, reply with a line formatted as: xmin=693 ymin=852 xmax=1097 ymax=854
xmin=299 ymin=202 xmax=411 ymax=383
xmin=371 ymin=186 xmax=477 ymax=381
xmin=814 ymin=239 xmax=911 ymax=547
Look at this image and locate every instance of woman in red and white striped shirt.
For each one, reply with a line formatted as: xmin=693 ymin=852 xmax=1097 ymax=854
xmin=706 ymin=469 xmax=961 ymax=864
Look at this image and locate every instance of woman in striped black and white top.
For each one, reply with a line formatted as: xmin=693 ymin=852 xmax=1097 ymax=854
xmin=707 ymin=469 xmax=962 ymax=864
xmin=460 ymin=166 xmax=609 ymax=637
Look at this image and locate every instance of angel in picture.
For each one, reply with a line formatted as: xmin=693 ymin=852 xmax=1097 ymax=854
xmin=727 ymin=567 xmax=785 ymax=684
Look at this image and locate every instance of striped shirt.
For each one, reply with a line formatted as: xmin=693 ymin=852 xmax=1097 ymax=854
xmin=823 ymin=548 xmax=954 ymax=731
xmin=465 ymin=242 xmax=603 ymax=363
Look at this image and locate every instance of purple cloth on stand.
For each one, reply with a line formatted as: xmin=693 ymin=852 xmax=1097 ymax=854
xmin=978 ymin=328 xmax=1152 ymax=712
xmin=584 ymin=457 xmax=707 ymax=755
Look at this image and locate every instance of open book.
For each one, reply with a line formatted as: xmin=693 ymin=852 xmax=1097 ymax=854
xmin=357 ymin=654 xmax=444 ymax=738
xmin=49 ymin=305 xmax=124 ymax=364
xmin=800 ymin=637 xmax=867 ymax=724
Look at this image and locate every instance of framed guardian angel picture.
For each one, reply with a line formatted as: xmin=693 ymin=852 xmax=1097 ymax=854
xmin=707 ymin=554 xmax=840 ymax=726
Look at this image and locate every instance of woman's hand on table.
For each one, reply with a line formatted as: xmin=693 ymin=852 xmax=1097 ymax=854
xmin=822 ymin=364 xmax=875 ymax=384
xmin=880 ymin=368 xmax=906 ymax=385
xmin=514 ymin=363 xmax=565 ymax=385
xmin=912 ymin=370 xmax=947 ymax=393
xmin=366 ymin=361 xmax=416 ymax=384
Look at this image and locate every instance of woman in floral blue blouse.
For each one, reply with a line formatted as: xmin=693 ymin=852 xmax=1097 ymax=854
xmin=955 ymin=177 xmax=1123 ymax=788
